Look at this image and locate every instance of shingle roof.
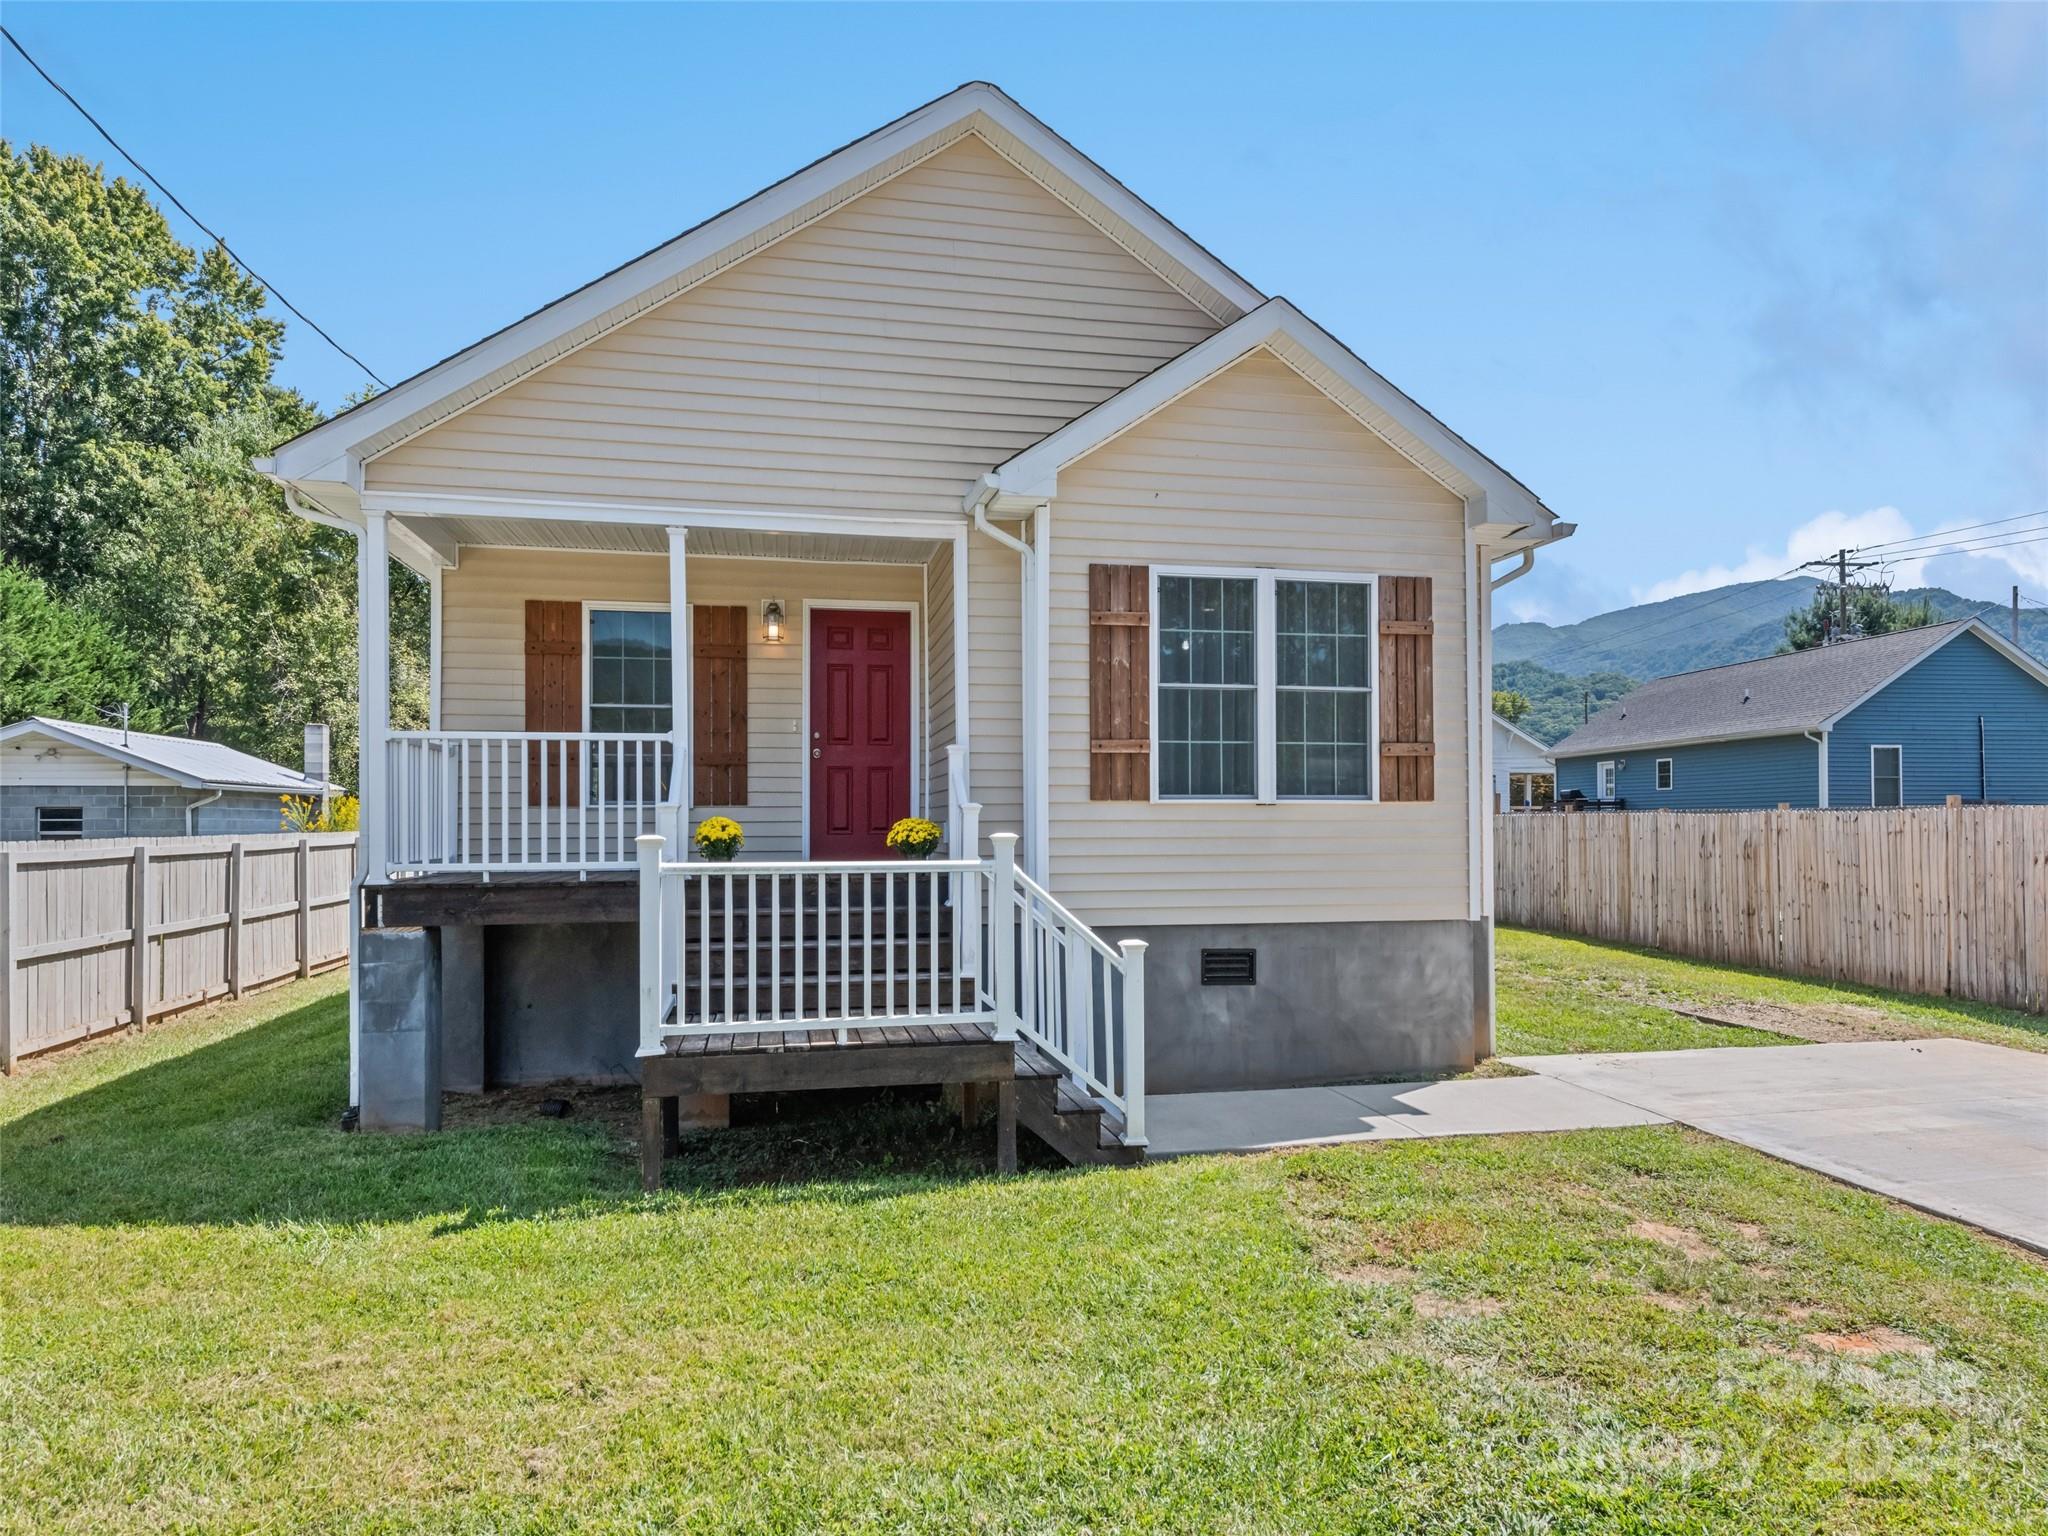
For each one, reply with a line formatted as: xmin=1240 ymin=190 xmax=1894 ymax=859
xmin=1550 ymin=621 xmax=1974 ymax=757
xmin=2 ymin=717 xmax=343 ymax=794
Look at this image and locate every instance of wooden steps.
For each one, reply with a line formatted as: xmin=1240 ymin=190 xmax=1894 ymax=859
xmin=1012 ymin=1039 xmax=1144 ymax=1166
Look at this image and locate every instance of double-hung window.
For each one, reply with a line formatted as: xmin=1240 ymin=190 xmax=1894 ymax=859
xmin=586 ymin=607 xmax=674 ymax=801
xmin=1871 ymin=745 xmax=1902 ymax=808
xmin=1155 ymin=569 xmax=1375 ymax=802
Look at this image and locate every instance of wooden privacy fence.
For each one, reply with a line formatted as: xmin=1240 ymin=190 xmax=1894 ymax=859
xmin=0 ymin=833 xmax=357 ymax=1069
xmin=1496 ymin=806 xmax=2046 ymax=1013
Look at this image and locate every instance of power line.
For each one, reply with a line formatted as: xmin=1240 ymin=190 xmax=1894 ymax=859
xmin=1875 ymin=532 xmax=2048 ymax=569
xmin=1850 ymin=509 xmax=2048 ymax=558
xmin=1857 ymin=518 xmax=2048 ymax=563
xmin=2 ymin=26 xmax=389 ymax=389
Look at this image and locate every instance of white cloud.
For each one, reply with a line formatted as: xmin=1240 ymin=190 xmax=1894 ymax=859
xmin=1637 ymin=506 xmax=2048 ymax=606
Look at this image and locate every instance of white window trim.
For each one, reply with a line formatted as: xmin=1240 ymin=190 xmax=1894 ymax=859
xmin=581 ymin=600 xmax=680 ymax=806
xmin=1597 ymin=759 xmax=1617 ymax=800
xmin=1871 ymin=743 xmax=1903 ymax=808
xmin=1656 ymin=757 xmax=1673 ymax=792
xmin=1149 ymin=565 xmax=1380 ymax=806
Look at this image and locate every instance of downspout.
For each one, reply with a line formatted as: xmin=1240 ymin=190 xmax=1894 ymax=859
xmin=968 ymin=488 xmax=1041 ymax=877
xmin=186 ymin=787 xmax=225 ymax=835
xmin=1805 ymin=730 xmax=1829 ymax=808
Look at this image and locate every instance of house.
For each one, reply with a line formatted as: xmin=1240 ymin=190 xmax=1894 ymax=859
xmin=255 ymin=83 xmax=1571 ymax=1170
xmin=1491 ymin=714 xmax=1555 ymax=810
xmin=1551 ymin=619 xmax=2048 ymax=810
xmin=0 ymin=718 xmax=342 ymax=840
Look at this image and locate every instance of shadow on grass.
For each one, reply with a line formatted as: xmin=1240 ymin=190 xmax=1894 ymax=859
xmin=1 ymin=990 xmax=1048 ymax=1231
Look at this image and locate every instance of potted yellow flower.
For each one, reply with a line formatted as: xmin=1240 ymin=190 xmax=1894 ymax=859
xmin=693 ymin=816 xmax=745 ymax=862
xmin=886 ymin=816 xmax=942 ymax=860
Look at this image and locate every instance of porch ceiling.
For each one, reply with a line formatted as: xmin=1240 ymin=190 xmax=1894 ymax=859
xmin=413 ymin=514 xmax=944 ymax=565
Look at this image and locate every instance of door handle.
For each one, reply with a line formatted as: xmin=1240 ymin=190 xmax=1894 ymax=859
xmin=812 ymin=747 xmax=821 ymax=759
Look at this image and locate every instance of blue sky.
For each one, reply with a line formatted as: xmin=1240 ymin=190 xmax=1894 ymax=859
xmin=6 ymin=2 xmax=2044 ymax=625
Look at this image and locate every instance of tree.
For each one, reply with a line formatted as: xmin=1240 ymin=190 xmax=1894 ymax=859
xmin=0 ymin=560 xmax=158 ymax=726
xmin=1492 ymin=688 xmax=1532 ymax=724
xmin=1781 ymin=587 xmax=1938 ymax=652
xmin=0 ymin=143 xmax=426 ymax=788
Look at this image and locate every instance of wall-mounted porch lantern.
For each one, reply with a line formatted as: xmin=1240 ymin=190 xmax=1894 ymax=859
xmin=761 ymin=597 xmax=787 ymax=644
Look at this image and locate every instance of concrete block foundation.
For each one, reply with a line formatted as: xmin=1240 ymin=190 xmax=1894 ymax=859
xmin=357 ymin=927 xmax=442 ymax=1132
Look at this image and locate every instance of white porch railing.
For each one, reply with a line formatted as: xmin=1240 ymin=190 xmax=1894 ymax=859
xmin=636 ymin=830 xmax=1147 ymax=1147
xmin=386 ymin=732 xmax=674 ymax=876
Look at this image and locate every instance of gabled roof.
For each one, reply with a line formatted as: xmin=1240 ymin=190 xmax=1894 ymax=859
xmin=0 ymin=718 xmax=343 ymax=795
xmin=1493 ymin=713 xmax=1555 ymax=760
xmin=969 ymin=298 xmax=1562 ymax=541
xmin=1549 ymin=619 xmax=2048 ymax=757
xmin=260 ymin=82 xmax=1265 ymax=487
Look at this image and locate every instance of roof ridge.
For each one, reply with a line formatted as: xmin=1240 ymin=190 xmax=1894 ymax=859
xmin=1620 ymin=618 xmax=1968 ymax=689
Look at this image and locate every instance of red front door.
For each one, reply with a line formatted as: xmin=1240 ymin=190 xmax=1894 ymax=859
xmin=809 ymin=609 xmax=912 ymax=857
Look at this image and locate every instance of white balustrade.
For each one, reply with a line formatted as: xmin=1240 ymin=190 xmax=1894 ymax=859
xmin=385 ymin=732 xmax=673 ymax=877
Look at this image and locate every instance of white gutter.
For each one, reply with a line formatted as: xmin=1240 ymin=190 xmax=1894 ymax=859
xmin=185 ymin=788 xmax=225 ymax=834
xmin=1805 ymin=730 xmax=1830 ymax=808
xmin=966 ymin=485 xmax=1043 ymax=878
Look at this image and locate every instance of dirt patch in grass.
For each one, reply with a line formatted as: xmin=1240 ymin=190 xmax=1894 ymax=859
xmin=1334 ymin=1263 xmax=1415 ymax=1286
xmin=1669 ymin=1001 xmax=1934 ymax=1045
xmin=1630 ymin=1219 xmax=1720 ymax=1262
xmin=1414 ymin=1293 xmax=1505 ymax=1320
xmin=441 ymin=1082 xmax=641 ymax=1142
xmin=1802 ymin=1326 xmax=1935 ymax=1358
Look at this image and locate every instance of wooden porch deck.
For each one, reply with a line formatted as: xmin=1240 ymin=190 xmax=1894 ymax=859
xmin=638 ymin=1023 xmax=1140 ymax=1189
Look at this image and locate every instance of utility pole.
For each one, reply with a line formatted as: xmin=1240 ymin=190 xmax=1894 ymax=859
xmin=2016 ymin=586 xmax=2023 ymax=645
xmin=1798 ymin=548 xmax=1882 ymax=643
xmin=1582 ymin=689 xmax=1590 ymax=723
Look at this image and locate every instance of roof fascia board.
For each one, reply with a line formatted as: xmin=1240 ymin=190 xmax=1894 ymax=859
xmin=268 ymin=85 xmax=1264 ymax=480
xmin=0 ymin=719 xmax=206 ymax=788
xmin=1819 ymin=620 xmax=2048 ymax=729
xmin=1554 ymin=723 xmax=1826 ymax=757
xmin=986 ymin=299 xmax=1557 ymax=534
xmin=1494 ymin=715 xmax=1555 ymax=758
xmin=365 ymin=489 xmax=957 ymax=544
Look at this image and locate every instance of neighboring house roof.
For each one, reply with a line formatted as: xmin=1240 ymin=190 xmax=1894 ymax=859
xmin=1550 ymin=619 xmax=2048 ymax=757
xmin=1492 ymin=713 xmax=1555 ymax=762
xmin=0 ymin=718 xmax=343 ymax=795
xmin=974 ymin=298 xmax=1564 ymax=543
xmin=258 ymin=81 xmax=1265 ymax=492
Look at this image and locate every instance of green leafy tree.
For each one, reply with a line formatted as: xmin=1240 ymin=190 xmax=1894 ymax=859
xmin=0 ymin=560 xmax=159 ymax=726
xmin=1492 ymin=688 xmax=1532 ymax=724
xmin=0 ymin=143 xmax=425 ymax=787
xmin=1781 ymin=587 xmax=1938 ymax=652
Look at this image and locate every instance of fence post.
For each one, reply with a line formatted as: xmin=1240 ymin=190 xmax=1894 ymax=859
xmin=636 ymin=833 xmax=665 ymax=1058
xmin=1118 ymin=937 xmax=1147 ymax=1147
xmin=0 ymin=850 xmax=15 ymax=1074
xmin=130 ymin=842 xmax=151 ymax=1031
xmin=990 ymin=832 xmax=1018 ymax=1040
xmin=227 ymin=841 xmax=245 ymax=999
xmin=296 ymin=837 xmax=313 ymax=978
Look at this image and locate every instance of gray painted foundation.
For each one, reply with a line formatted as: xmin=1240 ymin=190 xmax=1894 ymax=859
xmin=357 ymin=927 xmax=442 ymax=1132
xmin=1100 ymin=918 xmax=1488 ymax=1095
xmin=482 ymin=922 xmax=639 ymax=1086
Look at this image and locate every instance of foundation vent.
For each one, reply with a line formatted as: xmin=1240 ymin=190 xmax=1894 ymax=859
xmin=1200 ymin=949 xmax=1257 ymax=987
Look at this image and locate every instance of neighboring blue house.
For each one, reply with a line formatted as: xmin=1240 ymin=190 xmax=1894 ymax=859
xmin=1551 ymin=619 xmax=2048 ymax=810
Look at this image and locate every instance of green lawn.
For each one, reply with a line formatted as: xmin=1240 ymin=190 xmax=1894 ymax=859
xmin=1498 ymin=927 xmax=2048 ymax=1057
xmin=4 ymin=976 xmax=2046 ymax=1534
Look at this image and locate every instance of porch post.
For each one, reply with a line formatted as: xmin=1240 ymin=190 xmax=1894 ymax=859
xmin=1031 ymin=503 xmax=1051 ymax=881
xmin=990 ymin=832 xmax=1018 ymax=1039
xmin=358 ymin=509 xmax=391 ymax=886
xmin=666 ymin=525 xmax=690 ymax=850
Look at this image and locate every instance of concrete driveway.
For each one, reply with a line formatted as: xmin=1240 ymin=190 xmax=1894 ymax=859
xmin=1509 ymin=1039 xmax=2048 ymax=1254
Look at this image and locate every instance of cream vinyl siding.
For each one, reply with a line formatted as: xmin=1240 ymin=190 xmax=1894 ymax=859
xmin=924 ymin=541 xmax=956 ymax=825
xmin=968 ymin=530 xmax=1025 ymax=845
xmin=439 ymin=547 xmax=925 ymax=857
xmin=367 ymin=136 xmax=1219 ymax=517
xmin=0 ymin=740 xmax=177 ymax=788
xmin=1047 ymin=351 xmax=1473 ymax=925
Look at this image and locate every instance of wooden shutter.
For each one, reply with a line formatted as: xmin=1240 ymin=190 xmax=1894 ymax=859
xmin=693 ymin=605 xmax=748 ymax=805
xmin=1378 ymin=576 xmax=1435 ymax=802
xmin=524 ymin=600 xmax=582 ymax=805
xmin=1089 ymin=564 xmax=1150 ymax=801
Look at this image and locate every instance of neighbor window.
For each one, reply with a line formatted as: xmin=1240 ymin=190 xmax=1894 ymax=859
xmin=1656 ymin=758 xmax=1673 ymax=791
xmin=1509 ymin=772 xmax=1555 ymax=810
xmin=1155 ymin=570 xmax=1374 ymax=801
xmin=1597 ymin=760 xmax=1618 ymax=800
xmin=1872 ymin=745 xmax=1902 ymax=808
xmin=37 ymin=806 xmax=83 ymax=840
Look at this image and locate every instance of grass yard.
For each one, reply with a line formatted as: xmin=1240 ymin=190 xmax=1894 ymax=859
xmin=1497 ymin=927 xmax=2048 ymax=1058
xmin=4 ymin=974 xmax=2047 ymax=1534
